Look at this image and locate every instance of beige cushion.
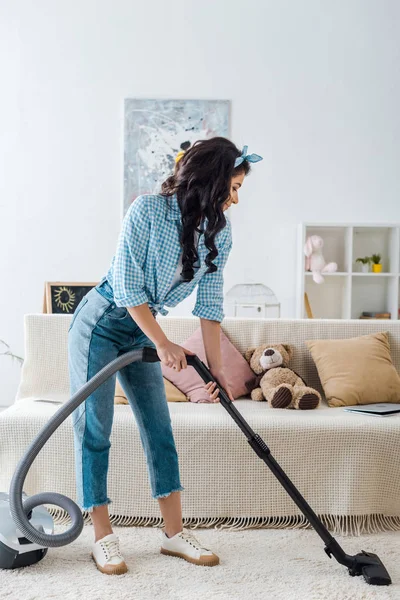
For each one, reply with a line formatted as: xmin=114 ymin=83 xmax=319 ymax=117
xmin=305 ymin=331 xmax=400 ymax=407
xmin=114 ymin=376 xmax=188 ymax=404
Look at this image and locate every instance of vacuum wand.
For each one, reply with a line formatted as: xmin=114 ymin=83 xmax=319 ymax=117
xmin=8 ymin=346 xmax=392 ymax=585
xmin=145 ymin=348 xmax=392 ymax=587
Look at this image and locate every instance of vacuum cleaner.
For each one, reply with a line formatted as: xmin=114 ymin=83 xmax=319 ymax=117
xmin=0 ymin=347 xmax=392 ymax=585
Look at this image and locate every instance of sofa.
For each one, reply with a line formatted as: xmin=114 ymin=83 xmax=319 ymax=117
xmin=1 ymin=314 xmax=400 ymax=537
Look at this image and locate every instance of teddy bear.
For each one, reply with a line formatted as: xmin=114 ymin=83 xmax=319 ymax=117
xmin=243 ymin=343 xmax=321 ymax=410
xmin=304 ymin=234 xmax=338 ymax=284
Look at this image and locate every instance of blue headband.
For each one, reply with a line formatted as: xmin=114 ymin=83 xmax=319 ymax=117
xmin=234 ymin=145 xmax=263 ymax=168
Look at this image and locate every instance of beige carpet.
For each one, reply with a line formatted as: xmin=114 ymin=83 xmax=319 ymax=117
xmin=1 ymin=524 xmax=399 ymax=600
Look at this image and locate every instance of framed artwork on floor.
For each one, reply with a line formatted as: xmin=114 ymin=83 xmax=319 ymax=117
xmin=43 ymin=282 xmax=98 ymax=314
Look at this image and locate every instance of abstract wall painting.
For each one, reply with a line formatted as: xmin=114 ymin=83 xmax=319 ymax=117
xmin=123 ymin=98 xmax=230 ymax=216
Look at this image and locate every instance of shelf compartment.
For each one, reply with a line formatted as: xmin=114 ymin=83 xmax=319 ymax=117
xmin=305 ymin=226 xmax=350 ymax=272
xmin=352 ymin=226 xmax=398 ymax=274
xmin=351 ymin=274 xmax=398 ymax=319
xmin=304 ymin=275 xmax=350 ymax=319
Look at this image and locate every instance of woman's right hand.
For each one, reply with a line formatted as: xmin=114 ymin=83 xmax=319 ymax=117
xmin=156 ymin=339 xmax=196 ymax=372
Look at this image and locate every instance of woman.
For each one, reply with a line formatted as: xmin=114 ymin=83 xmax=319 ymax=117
xmin=68 ymin=136 xmax=263 ymax=575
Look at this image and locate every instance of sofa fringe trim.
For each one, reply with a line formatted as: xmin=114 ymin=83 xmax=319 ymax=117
xmin=46 ymin=508 xmax=400 ymax=537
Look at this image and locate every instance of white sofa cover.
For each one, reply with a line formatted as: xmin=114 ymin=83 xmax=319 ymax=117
xmin=1 ymin=314 xmax=400 ymax=536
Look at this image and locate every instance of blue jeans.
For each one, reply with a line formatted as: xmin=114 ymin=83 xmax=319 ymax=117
xmin=67 ymin=277 xmax=185 ymax=512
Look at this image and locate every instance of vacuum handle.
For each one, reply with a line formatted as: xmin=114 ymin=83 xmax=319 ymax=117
xmin=142 ymin=346 xmax=231 ymax=403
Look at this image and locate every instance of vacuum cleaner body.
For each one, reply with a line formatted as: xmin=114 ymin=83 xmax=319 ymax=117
xmin=0 ymin=346 xmax=392 ymax=585
xmin=0 ymin=491 xmax=53 ymax=569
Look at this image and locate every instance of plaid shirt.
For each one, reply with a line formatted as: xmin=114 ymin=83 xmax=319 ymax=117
xmin=105 ymin=193 xmax=233 ymax=322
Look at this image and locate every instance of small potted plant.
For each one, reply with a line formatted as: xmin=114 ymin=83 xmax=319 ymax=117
xmin=355 ymin=256 xmax=371 ymax=273
xmin=371 ymin=253 xmax=382 ymax=273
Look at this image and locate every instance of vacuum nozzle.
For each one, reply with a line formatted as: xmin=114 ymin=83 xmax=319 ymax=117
xmin=348 ymin=551 xmax=392 ymax=586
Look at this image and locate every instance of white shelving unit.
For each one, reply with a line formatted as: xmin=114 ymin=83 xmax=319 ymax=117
xmin=296 ymin=223 xmax=400 ymax=319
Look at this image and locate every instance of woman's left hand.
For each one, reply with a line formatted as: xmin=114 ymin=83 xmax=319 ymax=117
xmin=204 ymin=367 xmax=235 ymax=403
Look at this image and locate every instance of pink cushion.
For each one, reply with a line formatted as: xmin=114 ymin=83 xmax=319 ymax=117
xmin=160 ymin=326 xmax=256 ymax=403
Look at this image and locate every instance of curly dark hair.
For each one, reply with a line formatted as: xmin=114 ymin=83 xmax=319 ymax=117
xmin=159 ymin=136 xmax=251 ymax=282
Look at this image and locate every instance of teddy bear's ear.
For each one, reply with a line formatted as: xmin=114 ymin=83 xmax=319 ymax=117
xmin=243 ymin=347 xmax=256 ymax=363
xmin=282 ymin=344 xmax=293 ymax=361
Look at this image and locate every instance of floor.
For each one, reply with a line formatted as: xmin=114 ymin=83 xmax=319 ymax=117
xmin=1 ymin=523 xmax=399 ymax=599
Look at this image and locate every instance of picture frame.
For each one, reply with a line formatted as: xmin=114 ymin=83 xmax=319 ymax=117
xmin=123 ymin=98 xmax=231 ymax=216
xmin=304 ymin=292 xmax=314 ymax=319
xmin=43 ymin=282 xmax=99 ymax=314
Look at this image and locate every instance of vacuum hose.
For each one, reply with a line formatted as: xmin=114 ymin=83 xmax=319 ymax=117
xmin=9 ymin=347 xmax=177 ymax=548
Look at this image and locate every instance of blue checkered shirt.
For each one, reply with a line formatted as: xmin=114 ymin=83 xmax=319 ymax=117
xmin=105 ymin=193 xmax=233 ymax=322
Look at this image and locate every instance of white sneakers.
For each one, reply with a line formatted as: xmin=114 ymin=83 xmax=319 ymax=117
xmin=90 ymin=532 xmax=128 ymax=575
xmin=90 ymin=527 xmax=219 ymax=574
xmin=160 ymin=526 xmax=220 ymax=566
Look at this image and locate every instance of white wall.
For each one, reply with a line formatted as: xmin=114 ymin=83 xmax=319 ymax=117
xmin=1 ymin=0 xmax=399 ymax=405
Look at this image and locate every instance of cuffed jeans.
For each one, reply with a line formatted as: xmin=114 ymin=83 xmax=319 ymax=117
xmin=67 ymin=277 xmax=185 ymax=513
